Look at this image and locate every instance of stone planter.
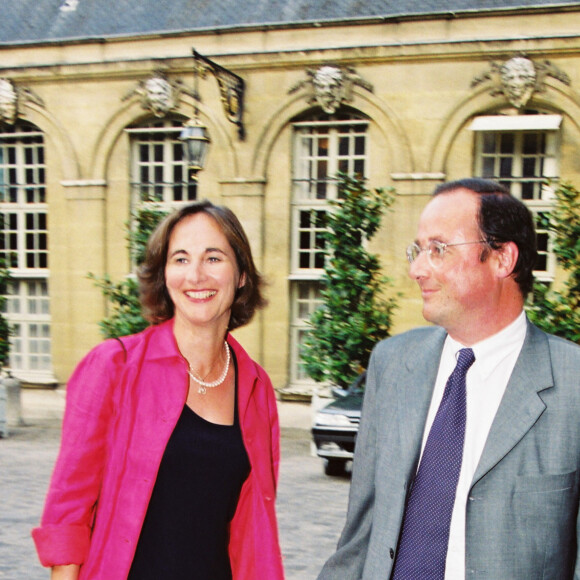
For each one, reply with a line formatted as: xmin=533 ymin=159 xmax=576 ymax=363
xmin=0 ymin=379 xmax=6 ymax=438
xmin=0 ymin=373 xmax=23 ymax=437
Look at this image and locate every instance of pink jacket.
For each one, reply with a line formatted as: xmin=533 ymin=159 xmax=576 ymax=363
xmin=32 ymin=319 xmax=285 ymax=579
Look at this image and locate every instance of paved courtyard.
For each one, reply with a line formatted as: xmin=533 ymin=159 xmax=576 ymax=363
xmin=0 ymin=389 xmax=351 ymax=579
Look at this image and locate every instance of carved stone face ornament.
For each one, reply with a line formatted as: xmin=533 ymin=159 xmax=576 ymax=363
xmin=472 ymin=55 xmax=570 ymax=110
xmin=0 ymin=78 xmax=18 ymax=125
xmin=313 ymin=66 xmax=345 ymax=114
xmin=289 ymin=64 xmax=373 ymax=116
xmin=143 ymin=75 xmax=175 ymax=118
xmin=499 ymin=57 xmax=537 ymax=109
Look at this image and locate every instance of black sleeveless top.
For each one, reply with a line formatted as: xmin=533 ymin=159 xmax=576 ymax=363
xmin=128 ymin=361 xmax=250 ymax=580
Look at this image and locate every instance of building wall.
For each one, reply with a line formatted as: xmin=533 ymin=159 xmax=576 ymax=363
xmin=2 ymin=8 xmax=580 ymax=392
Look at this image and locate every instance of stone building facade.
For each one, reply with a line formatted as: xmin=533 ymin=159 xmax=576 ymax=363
xmin=1 ymin=1 xmax=579 ymax=396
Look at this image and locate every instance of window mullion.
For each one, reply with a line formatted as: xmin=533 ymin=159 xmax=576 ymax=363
xmin=327 ymin=129 xmax=339 ymax=200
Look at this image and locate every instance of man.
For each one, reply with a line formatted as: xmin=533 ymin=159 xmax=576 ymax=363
xmin=318 ymin=178 xmax=580 ymax=579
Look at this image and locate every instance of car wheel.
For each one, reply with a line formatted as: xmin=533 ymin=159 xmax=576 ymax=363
xmin=324 ymin=459 xmax=346 ymax=476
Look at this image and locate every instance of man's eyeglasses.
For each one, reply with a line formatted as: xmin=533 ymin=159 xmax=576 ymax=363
xmin=406 ymin=240 xmax=487 ymax=267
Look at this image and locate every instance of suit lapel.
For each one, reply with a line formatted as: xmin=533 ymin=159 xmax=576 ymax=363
xmin=472 ymin=322 xmax=553 ymax=486
xmin=397 ymin=329 xmax=447 ymax=476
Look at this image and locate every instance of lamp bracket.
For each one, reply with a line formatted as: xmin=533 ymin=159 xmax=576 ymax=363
xmin=192 ymin=49 xmax=245 ymax=141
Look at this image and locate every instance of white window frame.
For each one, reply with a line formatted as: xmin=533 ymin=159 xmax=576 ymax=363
xmin=4 ymin=277 xmax=52 ymax=379
xmin=288 ymin=115 xmax=368 ymax=393
xmin=472 ymin=114 xmax=560 ymax=281
xmin=288 ymin=281 xmax=324 ymax=386
xmin=290 ymin=119 xmax=368 ymax=276
xmin=127 ymin=119 xmax=197 ymax=214
xmin=0 ymin=123 xmax=54 ymax=382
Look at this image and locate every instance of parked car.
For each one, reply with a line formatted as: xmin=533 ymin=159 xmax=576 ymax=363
xmin=311 ymin=372 xmax=365 ymax=476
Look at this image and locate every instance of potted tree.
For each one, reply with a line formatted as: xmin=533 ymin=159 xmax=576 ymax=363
xmin=301 ymin=173 xmax=399 ymax=404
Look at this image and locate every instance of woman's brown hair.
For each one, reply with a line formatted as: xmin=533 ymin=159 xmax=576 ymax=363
xmin=138 ymin=200 xmax=266 ymax=330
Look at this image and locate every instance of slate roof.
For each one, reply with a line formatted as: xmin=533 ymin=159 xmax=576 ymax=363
xmin=1 ymin=0 xmax=580 ymax=46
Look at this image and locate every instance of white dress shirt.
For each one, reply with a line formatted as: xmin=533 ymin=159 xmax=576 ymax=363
xmin=418 ymin=311 xmax=527 ymax=579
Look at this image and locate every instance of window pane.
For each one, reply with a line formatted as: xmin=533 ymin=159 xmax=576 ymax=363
xmin=299 ymin=253 xmax=310 ymax=269
xmin=173 ymin=142 xmax=183 ymax=161
xmin=535 ymin=253 xmax=547 ymax=271
xmin=522 ymin=157 xmax=537 ymax=177
xmin=537 ymin=231 xmax=548 ymax=253
xmin=482 ymin=157 xmax=495 ymax=177
xmin=523 ymin=133 xmax=539 ymax=154
xmin=521 ymin=182 xmax=534 ymax=200
xmin=140 ymin=143 xmax=149 ymax=161
xmin=316 ymin=179 xmax=327 ymax=200
xmin=499 ymin=157 xmax=512 ymax=177
xmin=482 ymin=133 xmax=495 ymax=154
xmin=154 ymin=143 xmax=163 ymax=162
xmin=500 ymin=133 xmax=514 ymax=154
xmin=354 ymin=159 xmax=365 ymax=176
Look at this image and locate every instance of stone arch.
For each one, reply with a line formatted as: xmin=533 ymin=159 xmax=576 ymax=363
xmin=90 ymin=95 xmax=239 ymax=182
xmin=429 ymin=80 xmax=580 ymax=174
xmin=18 ymin=103 xmax=80 ymax=181
xmin=251 ymin=88 xmax=414 ymax=180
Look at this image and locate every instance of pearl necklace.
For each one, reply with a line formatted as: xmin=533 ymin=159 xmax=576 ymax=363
xmin=187 ymin=341 xmax=230 ymax=395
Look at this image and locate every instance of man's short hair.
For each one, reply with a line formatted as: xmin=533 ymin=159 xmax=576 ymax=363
xmin=434 ymin=178 xmax=538 ymax=297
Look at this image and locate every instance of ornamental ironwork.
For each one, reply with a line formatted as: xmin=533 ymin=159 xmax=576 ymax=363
xmin=191 ymin=50 xmax=245 ymax=141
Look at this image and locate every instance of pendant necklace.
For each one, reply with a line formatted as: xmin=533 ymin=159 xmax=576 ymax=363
xmin=187 ymin=341 xmax=230 ymax=395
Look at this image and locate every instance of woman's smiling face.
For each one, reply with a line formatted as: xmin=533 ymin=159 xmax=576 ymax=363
xmin=165 ymin=212 xmax=245 ymax=333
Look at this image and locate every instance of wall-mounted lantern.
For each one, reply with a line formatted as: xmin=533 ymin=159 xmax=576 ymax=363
xmin=179 ymin=49 xmax=245 ymax=180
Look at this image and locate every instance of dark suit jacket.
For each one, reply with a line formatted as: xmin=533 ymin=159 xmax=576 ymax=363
xmin=317 ymin=320 xmax=580 ymax=579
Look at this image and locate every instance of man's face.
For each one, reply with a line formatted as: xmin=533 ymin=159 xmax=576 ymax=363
xmin=408 ymin=189 xmax=499 ymax=344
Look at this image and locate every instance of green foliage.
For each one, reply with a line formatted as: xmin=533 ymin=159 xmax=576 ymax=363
xmin=88 ymin=273 xmax=149 ymax=338
xmin=90 ymin=205 xmax=168 ymax=339
xmin=301 ymin=174 xmax=399 ymax=389
xmin=128 ymin=205 xmax=168 ymax=266
xmin=0 ymin=260 xmax=12 ymax=370
xmin=526 ymin=181 xmax=580 ymax=343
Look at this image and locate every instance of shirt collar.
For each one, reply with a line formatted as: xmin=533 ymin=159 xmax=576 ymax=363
xmin=446 ymin=310 xmax=527 ymax=380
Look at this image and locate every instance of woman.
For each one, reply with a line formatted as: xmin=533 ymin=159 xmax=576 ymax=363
xmin=32 ymin=201 xmax=285 ymax=580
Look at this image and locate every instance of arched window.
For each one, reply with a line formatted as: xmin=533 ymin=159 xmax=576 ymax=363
xmin=0 ymin=121 xmax=52 ymax=381
xmin=127 ymin=117 xmax=197 ymax=211
xmin=288 ymin=110 xmax=369 ymax=394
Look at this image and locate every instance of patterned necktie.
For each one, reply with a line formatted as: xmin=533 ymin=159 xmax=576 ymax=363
xmin=391 ymin=348 xmax=476 ymax=580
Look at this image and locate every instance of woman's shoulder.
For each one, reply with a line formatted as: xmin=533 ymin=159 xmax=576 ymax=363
xmin=78 ymin=324 xmax=159 ymax=367
xmin=227 ymin=333 xmax=271 ymax=385
xmin=102 ymin=321 xmax=173 ymax=358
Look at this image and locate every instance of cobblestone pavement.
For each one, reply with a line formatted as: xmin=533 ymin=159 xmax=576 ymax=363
xmin=277 ymin=429 xmax=351 ymax=579
xmin=0 ymin=419 xmax=61 ymax=579
xmin=0 ymin=392 xmax=350 ymax=580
